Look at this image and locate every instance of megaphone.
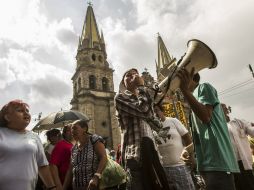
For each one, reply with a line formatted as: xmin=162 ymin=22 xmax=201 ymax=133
xmin=159 ymin=39 xmax=218 ymax=93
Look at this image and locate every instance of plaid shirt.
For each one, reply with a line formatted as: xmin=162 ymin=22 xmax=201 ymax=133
xmin=115 ymin=87 xmax=156 ymax=163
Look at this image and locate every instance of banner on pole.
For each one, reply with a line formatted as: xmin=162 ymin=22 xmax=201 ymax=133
xmin=162 ymin=101 xmax=188 ymax=127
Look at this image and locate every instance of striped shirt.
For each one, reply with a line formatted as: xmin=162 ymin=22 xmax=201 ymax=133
xmin=71 ymin=134 xmax=103 ymax=189
xmin=115 ymin=87 xmax=157 ymax=163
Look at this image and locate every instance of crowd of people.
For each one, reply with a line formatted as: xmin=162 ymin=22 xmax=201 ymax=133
xmin=1 ymin=67 xmax=254 ymax=190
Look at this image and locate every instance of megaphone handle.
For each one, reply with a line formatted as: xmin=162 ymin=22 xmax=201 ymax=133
xmin=156 ymin=65 xmax=178 ymax=105
xmin=177 ymin=53 xmax=186 ymax=66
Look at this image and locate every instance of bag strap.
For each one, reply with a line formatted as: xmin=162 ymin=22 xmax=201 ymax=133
xmin=156 ymin=55 xmax=183 ymax=106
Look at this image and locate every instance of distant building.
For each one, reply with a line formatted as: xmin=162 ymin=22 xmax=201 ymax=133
xmin=155 ymin=34 xmax=190 ymax=128
xmin=70 ymin=4 xmax=120 ymax=149
xmin=141 ymin=68 xmax=155 ymax=88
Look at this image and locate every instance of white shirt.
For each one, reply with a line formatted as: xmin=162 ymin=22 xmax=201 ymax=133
xmin=156 ymin=117 xmax=188 ymax=167
xmin=0 ymin=127 xmax=48 ymax=190
xmin=45 ymin=144 xmax=55 ymax=155
xmin=228 ymin=118 xmax=254 ymax=170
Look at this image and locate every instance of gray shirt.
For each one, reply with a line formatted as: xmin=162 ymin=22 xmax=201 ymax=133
xmin=0 ymin=127 xmax=48 ymax=190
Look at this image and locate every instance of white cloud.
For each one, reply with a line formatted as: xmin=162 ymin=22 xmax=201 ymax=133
xmin=102 ymin=0 xmax=254 ymax=121
xmin=0 ymin=0 xmax=253 ymax=125
xmin=0 ymin=47 xmax=71 ymax=86
xmin=0 ymin=0 xmax=75 ymax=124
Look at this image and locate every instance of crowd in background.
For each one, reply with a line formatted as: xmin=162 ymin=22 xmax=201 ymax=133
xmin=1 ymin=67 xmax=254 ymax=190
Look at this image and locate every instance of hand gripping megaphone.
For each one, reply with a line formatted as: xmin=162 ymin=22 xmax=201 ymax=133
xmin=158 ymin=39 xmax=218 ymax=93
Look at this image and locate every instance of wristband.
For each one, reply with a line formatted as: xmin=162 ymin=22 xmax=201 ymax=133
xmin=94 ymin=172 xmax=102 ymax=179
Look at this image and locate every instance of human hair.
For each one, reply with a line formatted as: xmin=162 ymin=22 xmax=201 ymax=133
xmin=193 ymin=73 xmax=200 ymax=83
xmin=120 ymin=68 xmax=139 ymax=87
xmin=46 ymin=128 xmax=61 ymax=140
xmin=0 ymin=100 xmax=29 ymax=127
xmin=221 ymin=103 xmax=229 ymax=114
xmin=72 ymin=119 xmax=92 ymax=135
xmin=72 ymin=119 xmax=89 ymax=129
xmin=62 ymin=124 xmax=71 ymax=140
xmin=221 ymin=103 xmax=226 ymax=108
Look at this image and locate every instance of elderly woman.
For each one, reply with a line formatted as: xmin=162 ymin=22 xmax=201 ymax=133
xmin=0 ymin=100 xmax=56 ymax=190
xmin=63 ymin=119 xmax=107 ymax=190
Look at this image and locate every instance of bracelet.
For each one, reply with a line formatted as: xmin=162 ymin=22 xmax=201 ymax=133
xmin=46 ymin=186 xmax=57 ymax=190
xmin=94 ymin=172 xmax=102 ymax=179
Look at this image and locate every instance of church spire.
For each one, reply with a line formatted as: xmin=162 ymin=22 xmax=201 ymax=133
xmin=156 ymin=33 xmax=176 ymax=79
xmin=80 ymin=4 xmax=101 ymax=49
xmin=157 ymin=34 xmax=173 ymax=70
xmin=100 ymin=29 xmax=105 ymax=44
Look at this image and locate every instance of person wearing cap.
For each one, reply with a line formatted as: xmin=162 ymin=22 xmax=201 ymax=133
xmin=115 ymin=68 xmax=173 ymax=190
xmin=222 ymin=103 xmax=254 ymax=190
xmin=0 ymin=100 xmax=56 ymax=190
xmin=50 ymin=124 xmax=75 ymax=189
xmin=63 ymin=119 xmax=107 ymax=190
xmin=177 ymin=69 xmax=239 ymax=190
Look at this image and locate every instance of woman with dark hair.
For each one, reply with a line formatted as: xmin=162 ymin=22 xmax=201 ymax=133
xmin=63 ymin=119 xmax=107 ymax=190
xmin=0 ymin=99 xmax=56 ymax=190
xmin=45 ymin=128 xmax=61 ymax=161
xmin=50 ymin=124 xmax=75 ymax=189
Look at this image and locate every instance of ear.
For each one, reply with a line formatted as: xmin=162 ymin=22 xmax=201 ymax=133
xmin=4 ymin=114 xmax=10 ymax=122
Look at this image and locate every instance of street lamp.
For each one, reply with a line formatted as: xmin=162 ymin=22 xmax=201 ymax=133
xmin=34 ymin=112 xmax=42 ymax=122
xmin=249 ymin=64 xmax=254 ymax=78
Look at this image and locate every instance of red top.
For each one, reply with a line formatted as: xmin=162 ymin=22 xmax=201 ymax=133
xmin=50 ymin=140 xmax=73 ymax=184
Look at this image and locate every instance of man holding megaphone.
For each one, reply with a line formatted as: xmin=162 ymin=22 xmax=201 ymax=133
xmin=177 ymin=68 xmax=239 ymax=190
xmin=115 ymin=68 xmax=175 ymax=190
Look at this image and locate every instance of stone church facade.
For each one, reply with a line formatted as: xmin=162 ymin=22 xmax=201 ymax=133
xmin=70 ymin=5 xmax=120 ymax=149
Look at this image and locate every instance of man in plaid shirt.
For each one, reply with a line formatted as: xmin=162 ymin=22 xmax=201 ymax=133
xmin=115 ymin=68 xmax=174 ymax=190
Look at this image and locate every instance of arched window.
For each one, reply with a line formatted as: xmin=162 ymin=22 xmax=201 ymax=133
xmin=102 ymin=77 xmax=108 ymax=91
xmin=74 ymin=83 xmax=77 ymax=94
xmin=78 ymin=77 xmax=82 ymax=91
xmin=89 ymin=75 xmax=96 ymax=89
xmin=92 ymin=54 xmax=96 ymax=61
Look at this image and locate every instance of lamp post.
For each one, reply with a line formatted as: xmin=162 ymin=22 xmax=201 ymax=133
xmin=34 ymin=112 xmax=42 ymax=134
xmin=249 ymin=64 xmax=254 ymax=78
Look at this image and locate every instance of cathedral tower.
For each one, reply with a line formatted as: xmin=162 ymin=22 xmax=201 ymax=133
xmin=71 ymin=4 xmax=120 ymax=149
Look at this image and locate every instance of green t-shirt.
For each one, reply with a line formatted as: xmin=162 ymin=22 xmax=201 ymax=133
xmin=191 ymin=83 xmax=239 ymax=173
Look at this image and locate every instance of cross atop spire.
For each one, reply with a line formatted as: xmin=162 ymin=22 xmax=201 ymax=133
xmin=87 ymin=0 xmax=93 ymax=6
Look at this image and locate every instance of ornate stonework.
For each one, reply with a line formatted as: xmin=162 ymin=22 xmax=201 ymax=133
xmin=70 ymin=5 xmax=120 ymax=149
